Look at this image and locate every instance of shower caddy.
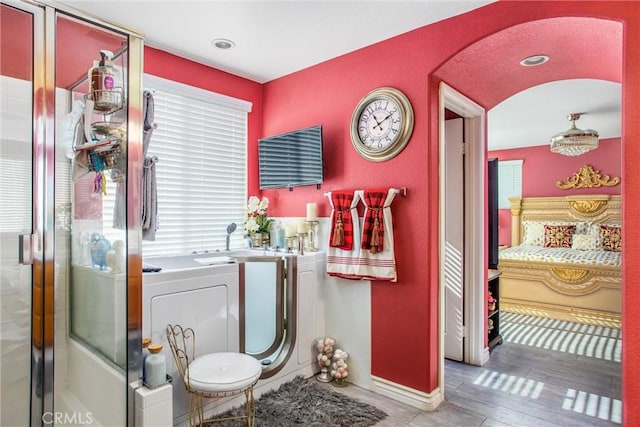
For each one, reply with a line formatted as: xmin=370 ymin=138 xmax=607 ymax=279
xmin=73 ymin=50 xmax=126 ymax=186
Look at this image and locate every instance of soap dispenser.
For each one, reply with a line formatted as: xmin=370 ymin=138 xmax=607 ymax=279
xmin=90 ymin=50 xmax=119 ymax=112
xmin=274 ymin=221 xmax=285 ymax=249
xmin=144 ymin=343 xmax=166 ymax=388
xmin=141 ymin=337 xmax=151 ymax=380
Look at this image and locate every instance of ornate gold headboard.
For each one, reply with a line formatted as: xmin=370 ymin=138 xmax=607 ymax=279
xmin=508 ymin=195 xmax=622 ymax=246
xmin=556 ymin=165 xmax=620 ymax=190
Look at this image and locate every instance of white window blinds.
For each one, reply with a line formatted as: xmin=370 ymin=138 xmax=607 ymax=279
xmin=498 ymin=159 xmax=523 ymax=209
xmin=141 ymin=75 xmax=252 ymax=257
xmin=0 ymin=76 xmax=32 ymax=233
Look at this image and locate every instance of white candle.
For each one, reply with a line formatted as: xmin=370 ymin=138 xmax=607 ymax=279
xmin=306 ymin=203 xmax=317 ymax=221
xmin=296 ymin=220 xmax=308 ymax=234
xmin=285 ymin=224 xmax=297 ymax=237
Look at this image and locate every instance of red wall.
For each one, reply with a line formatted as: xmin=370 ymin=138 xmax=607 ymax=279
xmin=490 ymin=138 xmax=621 ymax=245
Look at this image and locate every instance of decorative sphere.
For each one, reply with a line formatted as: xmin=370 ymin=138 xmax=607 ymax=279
xmin=112 ymin=239 xmax=125 ymax=253
xmin=90 ymin=233 xmax=111 ymax=270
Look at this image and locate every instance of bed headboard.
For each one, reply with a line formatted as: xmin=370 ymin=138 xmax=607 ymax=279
xmin=508 ymin=195 xmax=622 ymax=246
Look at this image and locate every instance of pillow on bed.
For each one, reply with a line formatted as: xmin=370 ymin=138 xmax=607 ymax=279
xmin=571 ymin=234 xmax=599 ymax=251
xmin=523 ymin=221 xmax=589 ymax=246
xmin=544 ymin=224 xmax=576 ymax=248
xmin=600 ymin=224 xmax=622 ymax=252
xmin=522 ymin=221 xmax=546 ymax=246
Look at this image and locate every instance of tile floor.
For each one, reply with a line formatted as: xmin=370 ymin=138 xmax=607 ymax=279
xmin=324 ymin=314 xmax=622 ymax=426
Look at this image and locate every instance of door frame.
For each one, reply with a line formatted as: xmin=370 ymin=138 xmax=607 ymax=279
xmin=438 ymin=82 xmax=488 ymax=390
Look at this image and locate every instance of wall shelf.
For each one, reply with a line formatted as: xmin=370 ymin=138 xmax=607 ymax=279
xmin=488 ymin=269 xmax=503 ymax=351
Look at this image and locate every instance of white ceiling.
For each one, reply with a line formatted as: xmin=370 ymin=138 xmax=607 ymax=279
xmin=488 ymin=79 xmax=622 ymax=150
xmin=61 ymin=0 xmax=622 ymax=151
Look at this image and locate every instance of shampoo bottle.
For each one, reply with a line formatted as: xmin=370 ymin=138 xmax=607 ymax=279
xmin=90 ymin=50 xmax=119 ymax=112
xmin=141 ymin=337 xmax=151 ymax=380
xmin=144 ymin=343 xmax=166 ymax=388
xmin=274 ymin=222 xmax=285 ymax=249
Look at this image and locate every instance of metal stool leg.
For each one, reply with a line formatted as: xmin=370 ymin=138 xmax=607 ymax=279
xmin=244 ymin=386 xmax=256 ymax=427
xmin=188 ymin=393 xmax=205 ymax=427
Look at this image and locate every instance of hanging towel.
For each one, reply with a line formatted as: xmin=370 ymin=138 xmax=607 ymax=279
xmin=142 ymin=156 xmax=158 ymax=240
xmin=361 ymin=190 xmax=387 ymax=253
xmin=112 ymin=181 xmax=126 ymax=229
xmin=329 ymin=191 xmax=358 ymax=250
xmin=142 ymin=90 xmax=156 ymax=156
xmin=113 ymin=90 xmax=158 ymax=231
xmin=142 ymin=91 xmax=159 ymax=240
xmin=356 ymin=188 xmax=399 ymax=282
xmin=326 ymin=190 xmax=362 ymax=279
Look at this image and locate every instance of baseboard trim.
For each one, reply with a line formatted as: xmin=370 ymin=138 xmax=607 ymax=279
xmin=370 ymin=375 xmax=444 ymax=411
xmin=481 ymin=346 xmax=491 ymax=365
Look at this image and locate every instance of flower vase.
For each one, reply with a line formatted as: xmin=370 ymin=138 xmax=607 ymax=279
xmin=332 ymin=377 xmax=348 ymax=387
xmin=330 ymin=348 xmax=349 ymax=387
xmin=262 ymin=232 xmax=270 ymax=247
xmin=250 ymin=233 xmax=263 ymax=248
xmin=314 ymin=337 xmax=335 ymax=383
xmin=317 ymin=367 xmax=332 ymax=383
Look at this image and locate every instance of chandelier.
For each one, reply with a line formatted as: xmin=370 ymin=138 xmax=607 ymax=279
xmin=550 ymin=113 xmax=599 ymax=156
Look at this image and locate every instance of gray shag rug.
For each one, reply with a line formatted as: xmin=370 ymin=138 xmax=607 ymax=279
xmin=209 ymin=375 xmax=387 ymax=426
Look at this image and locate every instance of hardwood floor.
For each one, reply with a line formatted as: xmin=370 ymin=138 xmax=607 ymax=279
xmin=325 ymin=314 xmax=622 ymax=426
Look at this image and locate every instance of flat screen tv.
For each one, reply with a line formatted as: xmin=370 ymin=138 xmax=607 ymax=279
xmin=258 ymin=125 xmax=323 ymax=189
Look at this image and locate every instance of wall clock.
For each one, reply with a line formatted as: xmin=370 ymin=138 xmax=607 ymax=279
xmin=350 ymin=87 xmax=414 ymax=162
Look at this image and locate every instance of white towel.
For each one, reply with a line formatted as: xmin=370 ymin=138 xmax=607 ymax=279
xmin=326 ymin=190 xmax=363 ymax=279
xmin=355 ymin=188 xmax=399 ymax=282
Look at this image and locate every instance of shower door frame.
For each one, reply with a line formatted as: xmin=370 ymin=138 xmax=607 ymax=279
xmin=4 ymin=1 xmax=144 ymax=424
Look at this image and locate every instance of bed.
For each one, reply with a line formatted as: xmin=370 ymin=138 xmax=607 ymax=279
xmin=498 ymin=195 xmax=622 ymax=328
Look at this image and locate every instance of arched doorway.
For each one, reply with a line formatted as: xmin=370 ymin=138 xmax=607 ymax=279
xmin=434 ymin=15 xmax=623 ymax=402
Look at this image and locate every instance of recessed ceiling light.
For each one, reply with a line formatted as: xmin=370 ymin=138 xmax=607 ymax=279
xmin=211 ymin=38 xmax=235 ymax=50
xmin=520 ymin=55 xmax=549 ymax=67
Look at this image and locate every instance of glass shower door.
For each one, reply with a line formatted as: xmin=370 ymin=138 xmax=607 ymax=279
xmin=1 ymin=2 xmax=144 ymax=425
xmin=53 ymin=12 xmax=136 ymax=426
xmin=0 ymin=3 xmax=36 ymax=426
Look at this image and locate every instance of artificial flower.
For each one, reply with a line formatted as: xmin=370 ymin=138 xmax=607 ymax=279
xmin=243 ymin=196 xmax=273 ymax=234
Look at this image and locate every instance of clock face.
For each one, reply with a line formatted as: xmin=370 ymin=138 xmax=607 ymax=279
xmin=357 ymin=97 xmax=403 ymax=151
xmin=350 ymin=87 xmax=413 ymax=162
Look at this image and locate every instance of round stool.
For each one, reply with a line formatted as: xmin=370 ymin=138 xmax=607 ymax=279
xmin=186 ymin=352 xmax=262 ymax=426
xmin=187 ymin=352 xmax=262 ymax=394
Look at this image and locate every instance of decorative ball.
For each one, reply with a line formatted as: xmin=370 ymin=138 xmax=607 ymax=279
xmin=90 ymin=233 xmax=111 ymax=270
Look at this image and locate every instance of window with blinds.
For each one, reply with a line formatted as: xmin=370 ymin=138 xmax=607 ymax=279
xmin=498 ymin=159 xmax=523 ymax=209
xmin=0 ymin=77 xmax=32 ymax=234
xmin=139 ymin=75 xmax=252 ymax=257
